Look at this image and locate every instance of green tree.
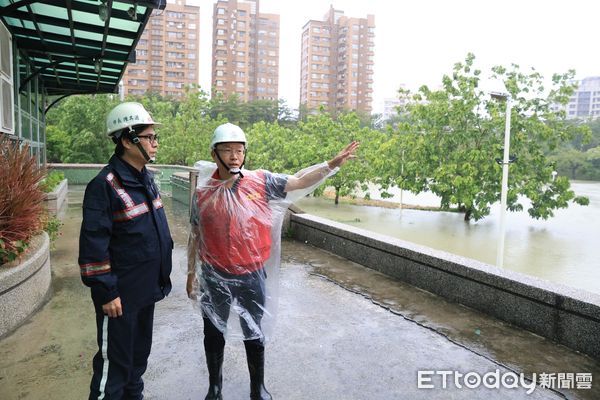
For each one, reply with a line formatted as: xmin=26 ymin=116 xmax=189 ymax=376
xmin=294 ymin=112 xmax=383 ymax=204
xmin=158 ymin=87 xmax=223 ymax=165
xmin=380 ymin=53 xmax=588 ymax=221
xmin=583 ymin=145 xmax=600 ymax=180
xmin=209 ymin=94 xmax=297 ymax=129
xmin=246 ymin=121 xmax=296 ymax=172
xmin=45 ymin=125 xmax=71 ymax=163
xmin=245 ymin=112 xmax=383 ymax=204
xmin=577 ymin=119 xmax=600 ymax=179
xmin=46 ymin=94 xmax=119 ymax=163
xmin=209 ymin=93 xmax=247 ymax=126
xmin=546 ymin=116 xmax=599 ymax=180
xmin=568 ymin=118 xmax=600 ymax=151
xmin=276 ymin=99 xmax=296 ymax=127
xmin=589 ymin=119 xmax=600 ymax=149
xmin=245 ymin=99 xmax=279 ymax=125
xmin=549 ymin=147 xmax=590 ymax=179
xmin=128 ymin=90 xmax=179 ymax=126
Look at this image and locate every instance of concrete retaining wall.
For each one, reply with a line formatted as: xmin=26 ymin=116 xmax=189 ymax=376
xmin=0 ymin=232 xmax=51 ymax=339
xmin=290 ymin=212 xmax=600 ymax=360
xmin=43 ymin=178 xmax=68 ymax=217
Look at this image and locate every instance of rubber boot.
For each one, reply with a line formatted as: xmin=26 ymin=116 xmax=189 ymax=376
xmin=244 ymin=340 xmax=272 ymax=400
xmin=204 ymin=349 xmax=224 ymax=400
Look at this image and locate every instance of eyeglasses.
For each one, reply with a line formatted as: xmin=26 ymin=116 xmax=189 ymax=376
xmin=216 ymin=147 xmax=245 ymax=156
xmin=137 ymin=134 xmax=159 ymax=144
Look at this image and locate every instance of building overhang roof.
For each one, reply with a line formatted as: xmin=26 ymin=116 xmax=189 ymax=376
xmin=0 ymin=0 xmax=165 ymax=96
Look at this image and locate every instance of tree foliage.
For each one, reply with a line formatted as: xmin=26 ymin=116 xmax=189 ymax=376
xmin=246 ymin=112 xmax=382 ymax=203
xmin=44 ymin=56 xmax=592 ymax=219
xmin=208 ymin=93 xmax=294 ymax=129
xmin=45 ymin=88 xmax=296 ymax=165
xmin=46 ymin=94 xmax=119 ymax=163
xmin=378 ymin=53 xmax=589 ymax=221
xmin=293 ymin=112 xmax=383 ymax=203
xmin=149 ymin=88 xmax=222 ymax=165
xmin=550 ymin=118 xmax=600 ymax=180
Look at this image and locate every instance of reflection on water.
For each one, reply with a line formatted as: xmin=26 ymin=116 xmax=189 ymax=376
xmin=296 ymin=181 xmax=600 ymax=295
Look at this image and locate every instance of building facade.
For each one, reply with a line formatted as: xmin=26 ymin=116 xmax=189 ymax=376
xmin=211 ymin=0 xmax=280 ymax=101
xmin=564 ymin=77 xmax=600 ymax=119
xmin=382 ymin=97 xmax=405 ymax=121
xmin=122 ymin=0 xmax=200 ymax=98
xmin=300 ymin=6 xmax=375 ymax=114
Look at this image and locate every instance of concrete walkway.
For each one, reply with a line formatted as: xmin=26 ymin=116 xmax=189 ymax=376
xmin=0 ymin=195 xmax=598 ymax=400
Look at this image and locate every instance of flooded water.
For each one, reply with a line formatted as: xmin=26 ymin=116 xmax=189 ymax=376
xmin=296 ymin=181 xmax=600 ymax=295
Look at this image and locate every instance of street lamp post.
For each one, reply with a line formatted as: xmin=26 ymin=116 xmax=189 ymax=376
xmin=399 ymin=148 xmax=404 ymax=213
xmin=493 ymin=93 xmax=512 ymax=268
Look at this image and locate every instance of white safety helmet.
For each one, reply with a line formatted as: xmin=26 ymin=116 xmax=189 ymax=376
xmin=210 ymin=123 xmax=247 ymax=150
xmin=106 ymin=102 xmax=160 ymax=137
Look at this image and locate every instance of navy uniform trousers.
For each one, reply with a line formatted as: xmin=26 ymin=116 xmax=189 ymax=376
xmin=89 ymin=303 xmax=155 ymax=400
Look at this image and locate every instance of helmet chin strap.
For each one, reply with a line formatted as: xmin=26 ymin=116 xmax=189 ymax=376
xmin=214 ymin=149 xmax=245 ymax=178
xmin=129 ymin=128 xmax=155 ymax=164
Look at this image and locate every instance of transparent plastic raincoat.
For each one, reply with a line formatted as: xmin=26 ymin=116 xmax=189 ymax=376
xmin=187 ymin=160 xmax=337 ymax=341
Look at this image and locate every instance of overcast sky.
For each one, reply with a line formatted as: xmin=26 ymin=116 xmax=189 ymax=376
xmin=191 ymin=0 xmax=600 ymax=113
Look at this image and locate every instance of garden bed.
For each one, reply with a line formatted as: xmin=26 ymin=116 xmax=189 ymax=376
xmin=0 ymin=232 xmax=51 ymax=338
xmin=43 ymin=178 xmax=68 ymax=218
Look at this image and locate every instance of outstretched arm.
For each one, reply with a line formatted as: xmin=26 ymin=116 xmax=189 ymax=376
xmin=285 ymin=141 xmax=360 ymax=192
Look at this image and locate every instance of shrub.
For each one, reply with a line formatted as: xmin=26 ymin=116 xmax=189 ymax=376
xmin=0 ymin=136 xmax=47 ymax=265
xmin=42 ymin=214 xmax=63 ymax=245
xmin=40 ymin=171 xmax=65 ymax=193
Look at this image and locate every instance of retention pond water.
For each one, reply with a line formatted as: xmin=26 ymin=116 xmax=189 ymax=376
xmin=296 ymin=181 xmax=599 ymax=295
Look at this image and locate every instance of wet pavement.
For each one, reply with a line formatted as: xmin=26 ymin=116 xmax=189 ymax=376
xmin=0 ymin=192 xmax=598 ymax=400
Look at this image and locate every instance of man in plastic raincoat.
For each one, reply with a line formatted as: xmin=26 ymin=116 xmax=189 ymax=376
xmin=186 ymin=123 xmax=358 ymax=400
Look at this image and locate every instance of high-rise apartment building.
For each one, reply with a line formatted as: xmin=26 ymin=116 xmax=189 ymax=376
xmin=300 ymin=6 xmax=375 ymax=114
xmin=211 ymin=0 xmax=280 ymax=101
xmin=122 ymin=0 xmax=200 ymax=98
xmin=562 ymin=77 xmax=600 ymax=119
xmin=382 ymin=97 xmax=405 ymax=121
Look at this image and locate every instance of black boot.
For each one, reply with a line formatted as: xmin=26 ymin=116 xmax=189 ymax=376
xmin=244 ymin=340 xmax=272 ymax=400
xmin=204 ymin=349 xmax=223 ymax=400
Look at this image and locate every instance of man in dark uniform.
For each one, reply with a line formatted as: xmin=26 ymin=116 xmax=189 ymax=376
xmin=79 ymin=102 xmax=173 ymax=400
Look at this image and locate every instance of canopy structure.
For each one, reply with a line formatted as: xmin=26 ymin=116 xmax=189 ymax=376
xmin=0 ymin=0 xmax=165 ymax=97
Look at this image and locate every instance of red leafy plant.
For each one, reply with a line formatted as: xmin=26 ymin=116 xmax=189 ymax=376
xmin=0 ymin=135 xmax=47 ymax=265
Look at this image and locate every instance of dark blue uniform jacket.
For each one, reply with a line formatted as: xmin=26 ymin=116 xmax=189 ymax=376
xmin=78 ymin=155 xmax=173 ymax=309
